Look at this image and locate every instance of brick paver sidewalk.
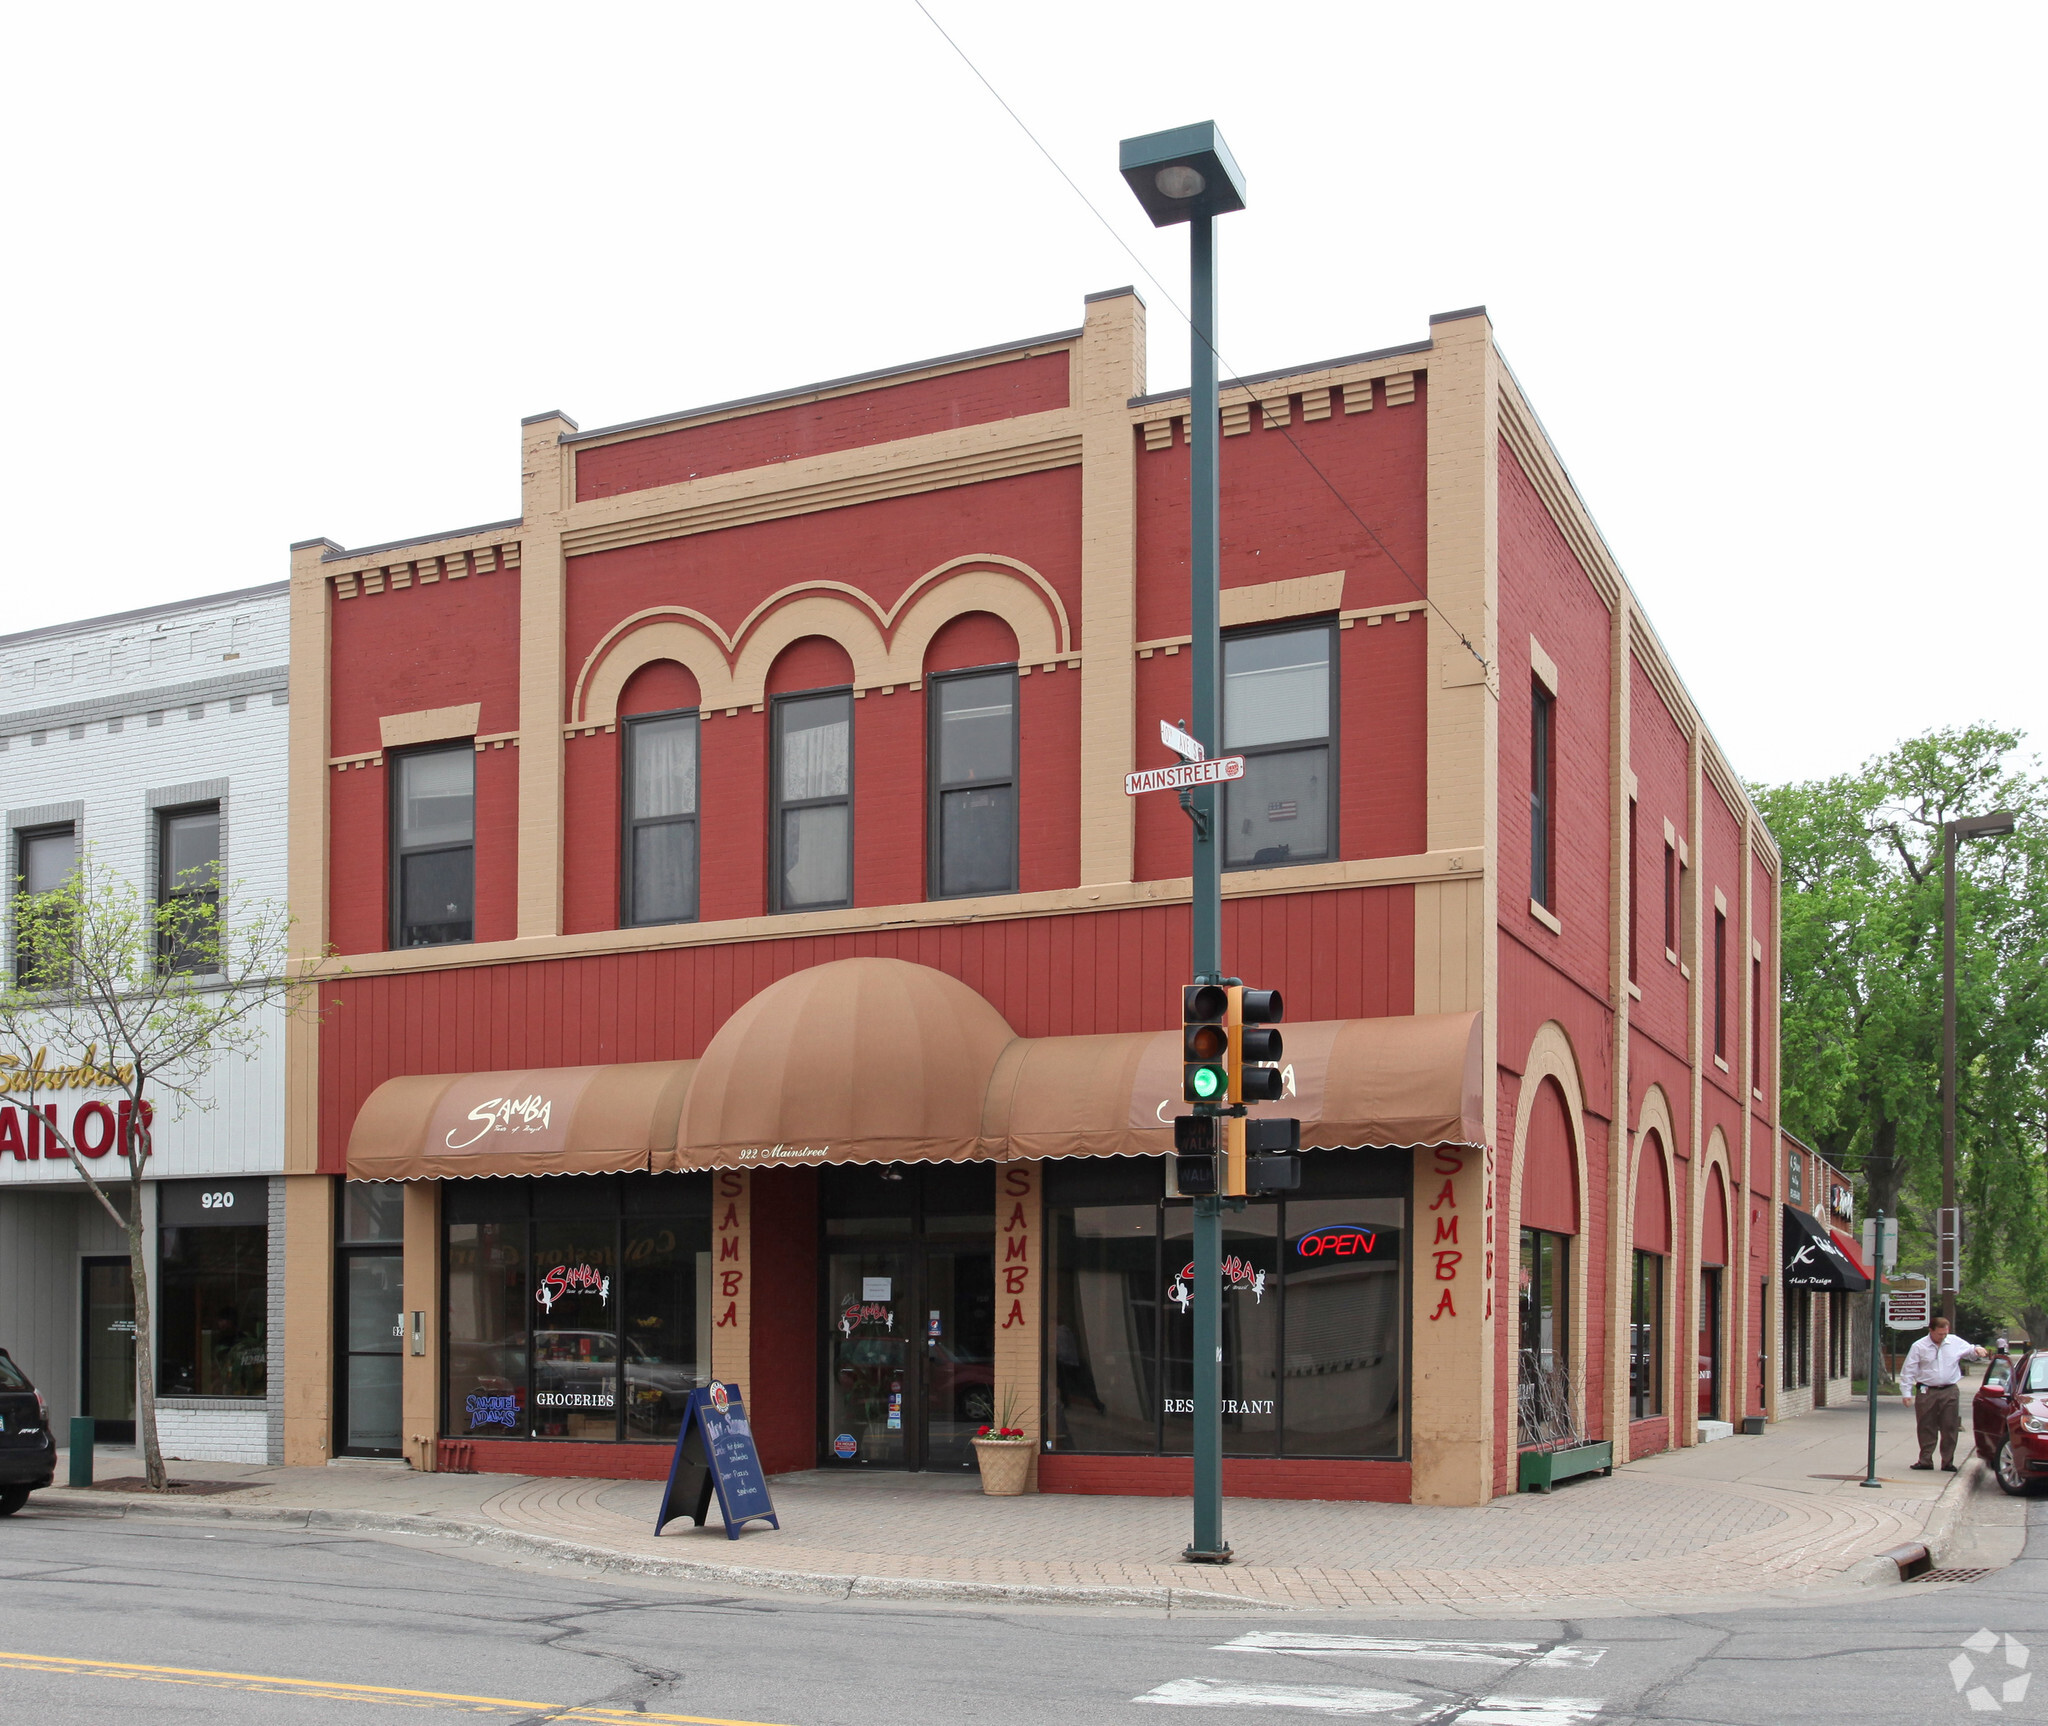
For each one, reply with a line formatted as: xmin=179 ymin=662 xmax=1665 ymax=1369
xmin=36 ymin=1399 xmax=1979 ymax=1615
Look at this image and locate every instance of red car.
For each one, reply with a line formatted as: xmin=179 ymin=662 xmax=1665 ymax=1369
xmin=1973 ymin=1348 xmax=2048 ymax=1495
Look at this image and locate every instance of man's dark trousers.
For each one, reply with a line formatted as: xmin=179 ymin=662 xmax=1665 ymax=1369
xmin=1916 ymin=1383 xmax=1961 ymax=1466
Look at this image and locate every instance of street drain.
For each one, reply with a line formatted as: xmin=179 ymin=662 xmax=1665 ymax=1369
xmin=1912 ymin=1568 xmax=1995 ymax=1584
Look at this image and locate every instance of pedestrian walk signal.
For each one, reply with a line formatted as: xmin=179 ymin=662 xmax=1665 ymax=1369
xmin=1183 ymin=983 xmax=1231 ymax=1104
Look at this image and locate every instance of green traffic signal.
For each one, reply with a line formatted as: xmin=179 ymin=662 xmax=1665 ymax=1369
xmin=1190 ymin=1064 xmax=1224 ymax=1101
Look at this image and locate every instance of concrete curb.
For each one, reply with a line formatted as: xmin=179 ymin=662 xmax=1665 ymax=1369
xmin=25 ymin=1491 xmax=1295 ymax=1611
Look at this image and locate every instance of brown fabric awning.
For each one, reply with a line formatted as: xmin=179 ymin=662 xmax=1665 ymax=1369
xmin=672 ymin=957 xmax=1016 ymax=1172
xmin=344 ymin=959 xmax=1486 ymax=1180
xmin=346 ymin=1060 xmax=696 ymax=1181
xmin=983 ymin=1009 xmax=1484 ymax=1161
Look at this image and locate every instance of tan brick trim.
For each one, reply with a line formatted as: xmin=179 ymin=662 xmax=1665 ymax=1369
xmin=379 ymin=703 xmax=480 ymax=750
xmin=712 ymin=1168 xmax=751 ymax=1402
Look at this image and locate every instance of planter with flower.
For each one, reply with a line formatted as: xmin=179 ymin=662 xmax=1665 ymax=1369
xmin=971 ymin=1391 xmax=1034 ymax=1496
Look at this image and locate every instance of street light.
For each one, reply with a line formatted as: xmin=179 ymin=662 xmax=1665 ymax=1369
xmin=1940 ymin=808 xmax=2016 ymax=1325
xmin=1121 ymin=121 xmax=1247 ymax=1566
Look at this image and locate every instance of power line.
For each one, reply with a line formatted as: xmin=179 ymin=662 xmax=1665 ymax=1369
xmin=910 ymin=0 xmax=1492 ymax=677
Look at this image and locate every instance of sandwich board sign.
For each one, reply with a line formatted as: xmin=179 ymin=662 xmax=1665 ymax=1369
xmin=652 ymin=1381 xmax=779 ymax=1541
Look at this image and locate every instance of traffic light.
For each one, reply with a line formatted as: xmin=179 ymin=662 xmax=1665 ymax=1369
xmin=1183 ymin=984 xmax=1230 ymax=1105
xmin=1229 ymin=986 xmax=1285 ymax=1104
xmin=1245 ymin=1116 xmax=1302 ymax=1194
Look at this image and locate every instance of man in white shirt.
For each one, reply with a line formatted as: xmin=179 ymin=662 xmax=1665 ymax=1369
xmin=1900 ymin=1316 xmax=1988 ymax=1471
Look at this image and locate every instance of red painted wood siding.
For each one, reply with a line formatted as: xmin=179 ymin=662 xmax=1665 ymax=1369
xmin=1634 ymin=1129 xmax=1672 ymax=1253
xmin=574 ymin=352 xmax=1072 ymax=502
xmin=317 ymin=886 xmax=1415 ymax=1171
xmin=1520 ymin=1076 xmax=1578 ymax=1234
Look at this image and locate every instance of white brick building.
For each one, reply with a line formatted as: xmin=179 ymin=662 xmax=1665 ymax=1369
xmin=0 ymin=582 xmax=290 ymax=1463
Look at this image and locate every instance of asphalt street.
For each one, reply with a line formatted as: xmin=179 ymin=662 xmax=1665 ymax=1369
xmin=0 ymin=1496 xmax=2041 ymax=1725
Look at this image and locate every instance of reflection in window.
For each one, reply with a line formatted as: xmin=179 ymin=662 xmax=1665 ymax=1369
xmin=773 ymin=691 xmax=852 ymax=910
xmin=1045 ymin=1161 xmax=1405 ymax=1459
xmin=443 ymin=1176 xmax=711 ymax=1445
xmin=624 ymin=712 xmax=699 ymax=925
xmin=1518 ymin=1227 xmax=1572 ymax=1446
xmin=158 ymin=804 xmax=221 ymax=972
xmin=929 ymin=668 xmax=1016 ymax=898
xmin=1629 ymin=1249 xmax=1662 ymax=1420
xmin=392 ymin=746 xmax=474 ymax=947
xmin=14 ymin=824 xmax=78 ymax=986
xmin=159 ymin=1226 xmax=267 ymax=1397
xmin=1223 ymin=624 xmax=1333 ymax=869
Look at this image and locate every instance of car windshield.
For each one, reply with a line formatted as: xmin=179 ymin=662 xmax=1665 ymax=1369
xmin=2025 ymin=1354 xmax=2048 ymax=1393
xmin=0 ymin=1355 xmax=28 ymax=1391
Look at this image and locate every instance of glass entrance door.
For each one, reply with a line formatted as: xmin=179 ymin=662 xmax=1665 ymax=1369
xmin=825 ymin=1248 xmax=913 ymax=1467
xmin=923 ymin=1245 xmax=995 ymax=1469
xmin=339 ymin=1251 xmax=403 ymax=1456
xmin=81 ymin=1257 xmax=136 ymax=1444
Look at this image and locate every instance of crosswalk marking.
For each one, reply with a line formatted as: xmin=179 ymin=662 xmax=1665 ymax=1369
xmin=1527 ymin=1649 xmax=1605 ymax=1670
xmin=1217 ymin=1634 xmax=1542 ymax=1665
xmin=1447 ymin=1702 xmax=1603 ymax=1725
xmin=1136 ymin=1677 xmax=1426 ymax=1714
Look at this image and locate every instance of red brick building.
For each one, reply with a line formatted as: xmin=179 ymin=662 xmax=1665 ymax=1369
xmin=281 ymin=297 xmax=1784 ymax=1503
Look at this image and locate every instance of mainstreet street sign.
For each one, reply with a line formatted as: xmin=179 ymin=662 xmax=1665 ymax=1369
xmin=1125 ymin=756 xmax=1246 ymax=797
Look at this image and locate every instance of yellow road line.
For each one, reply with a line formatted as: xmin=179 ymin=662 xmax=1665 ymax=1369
xmin=0 ymin=1651 xmax=794 ymax=1724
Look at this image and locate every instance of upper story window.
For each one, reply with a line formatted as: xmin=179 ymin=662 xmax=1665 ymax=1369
xmin=1626 ymin=799 xmax=1640 ymax=984
xmin=158 ymin=803 xmax=221 ymax=973
xmin=1663 ymin=840 xmax=1678 ymax=956
xmin=1530 ymin=681 xmax=1555 ymax=909
xmin=773 ymin=690 xmax=852 ymax=912
xmin=623 ymin=712 xmax=699 ymax=926
xmin=1222 ymin=622 xmax=1334 ymax=871
xmin=392 ymin=746 xmax=474 ymax=948
xmin=929 ymin=667 xmax=1017 ymax=899
xmin=13 ymin=824 xmax=78 ymax=986
xmin=1713 ymin=907 xmax=1728 ymax=1061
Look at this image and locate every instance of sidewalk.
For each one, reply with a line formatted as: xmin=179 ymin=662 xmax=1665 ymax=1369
xmin=29 ymin=1399 xmax=1988 ymax=1617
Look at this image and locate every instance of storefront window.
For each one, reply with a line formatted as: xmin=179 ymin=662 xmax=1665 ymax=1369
xmin=1630 ymin=1250 xmax=1663 ymax=1420
xmin=1045 ymin=1151 xmax=1406 ymax=1459
xmin=444 ymin=1173 xmax=710 ymax=1444
xmin=1518 ymin=1227 xmax=1571 ymax=1445
xmin=158 ymin=1178 xmax=267 ymax=1398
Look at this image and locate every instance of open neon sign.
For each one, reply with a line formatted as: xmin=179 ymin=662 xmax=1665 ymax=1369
xmin=1291 ymin=1226 xmax=1383 ymax=1260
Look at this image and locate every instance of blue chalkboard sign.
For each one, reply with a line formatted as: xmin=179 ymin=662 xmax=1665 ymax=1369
xmin=652 ymin=1382 xmax=779 ymax=1541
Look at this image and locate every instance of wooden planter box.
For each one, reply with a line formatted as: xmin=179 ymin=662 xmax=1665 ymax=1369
xmin=1518 ymin=1439 xmax=1613 ymax=1493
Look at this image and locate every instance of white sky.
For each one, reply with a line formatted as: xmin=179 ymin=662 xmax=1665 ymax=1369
xmin=5 ymin=2 xmax=2039 ymax=787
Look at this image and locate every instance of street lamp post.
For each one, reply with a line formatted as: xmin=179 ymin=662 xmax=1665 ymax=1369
xmin=1940 ymin=809 xmax=2016 ymax=1327
xmin=1120 ymin=122 xmax=1246 ymax=1565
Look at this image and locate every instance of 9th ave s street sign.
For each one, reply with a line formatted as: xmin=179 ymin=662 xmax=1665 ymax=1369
xmin=1125 ymin=756 xmax=1246 ymax=796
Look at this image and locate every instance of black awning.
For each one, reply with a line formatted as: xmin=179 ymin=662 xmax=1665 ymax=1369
xmin=1784 ymin=1204 xmax=1871 ymax=1291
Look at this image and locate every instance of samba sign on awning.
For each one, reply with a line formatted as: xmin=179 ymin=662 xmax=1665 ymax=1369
xmin=1125 ymin=756 xmax=1245 ymax=796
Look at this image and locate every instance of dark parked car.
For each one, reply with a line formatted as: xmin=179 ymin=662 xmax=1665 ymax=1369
xmin=1973 ymin=1347 xmax=2048 ymax=1495
xmin=0 ymin=1349 xmax=56 ymax=1514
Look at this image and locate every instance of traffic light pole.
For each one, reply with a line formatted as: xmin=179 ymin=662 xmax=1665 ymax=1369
xmin=1185 ymin=206 xmax=1228 ymax=1565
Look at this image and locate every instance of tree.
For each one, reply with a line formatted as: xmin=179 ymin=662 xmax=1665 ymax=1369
xmin=1755 ymin=724 xmax=2048 ymax=1308
xmin=0 ymin=846 xmax=324 ymax=1491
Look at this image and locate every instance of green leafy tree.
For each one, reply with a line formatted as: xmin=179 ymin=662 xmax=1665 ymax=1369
xmin=0 ymin=847 xmax=325 ymax=1491
xmin=1755 ymin=725 xmax=2048 ymax=1308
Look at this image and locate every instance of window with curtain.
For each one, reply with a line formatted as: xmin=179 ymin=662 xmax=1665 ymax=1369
xmin=1222 ymin=623 xmax=1334 ymax=869
xmin=773 ymin=691 xmax=852 ymax=911
xmin=1518 ymin=1227 xmax=1572 ymax=1445
xmin=158 ymin=803 xmax=221 ymax=972
xmin=392 ymin=745 xmax=474 ymax=947
xmin=13 ymin=824 xmax=77 ymax=985
xmin=929 ymin=667 xmax=1016 ymax=898
xmin=1630 ymin=1249 xmax=1663 ymax=1419
xmin=623 ymin=712 xmax=698 ymax=925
